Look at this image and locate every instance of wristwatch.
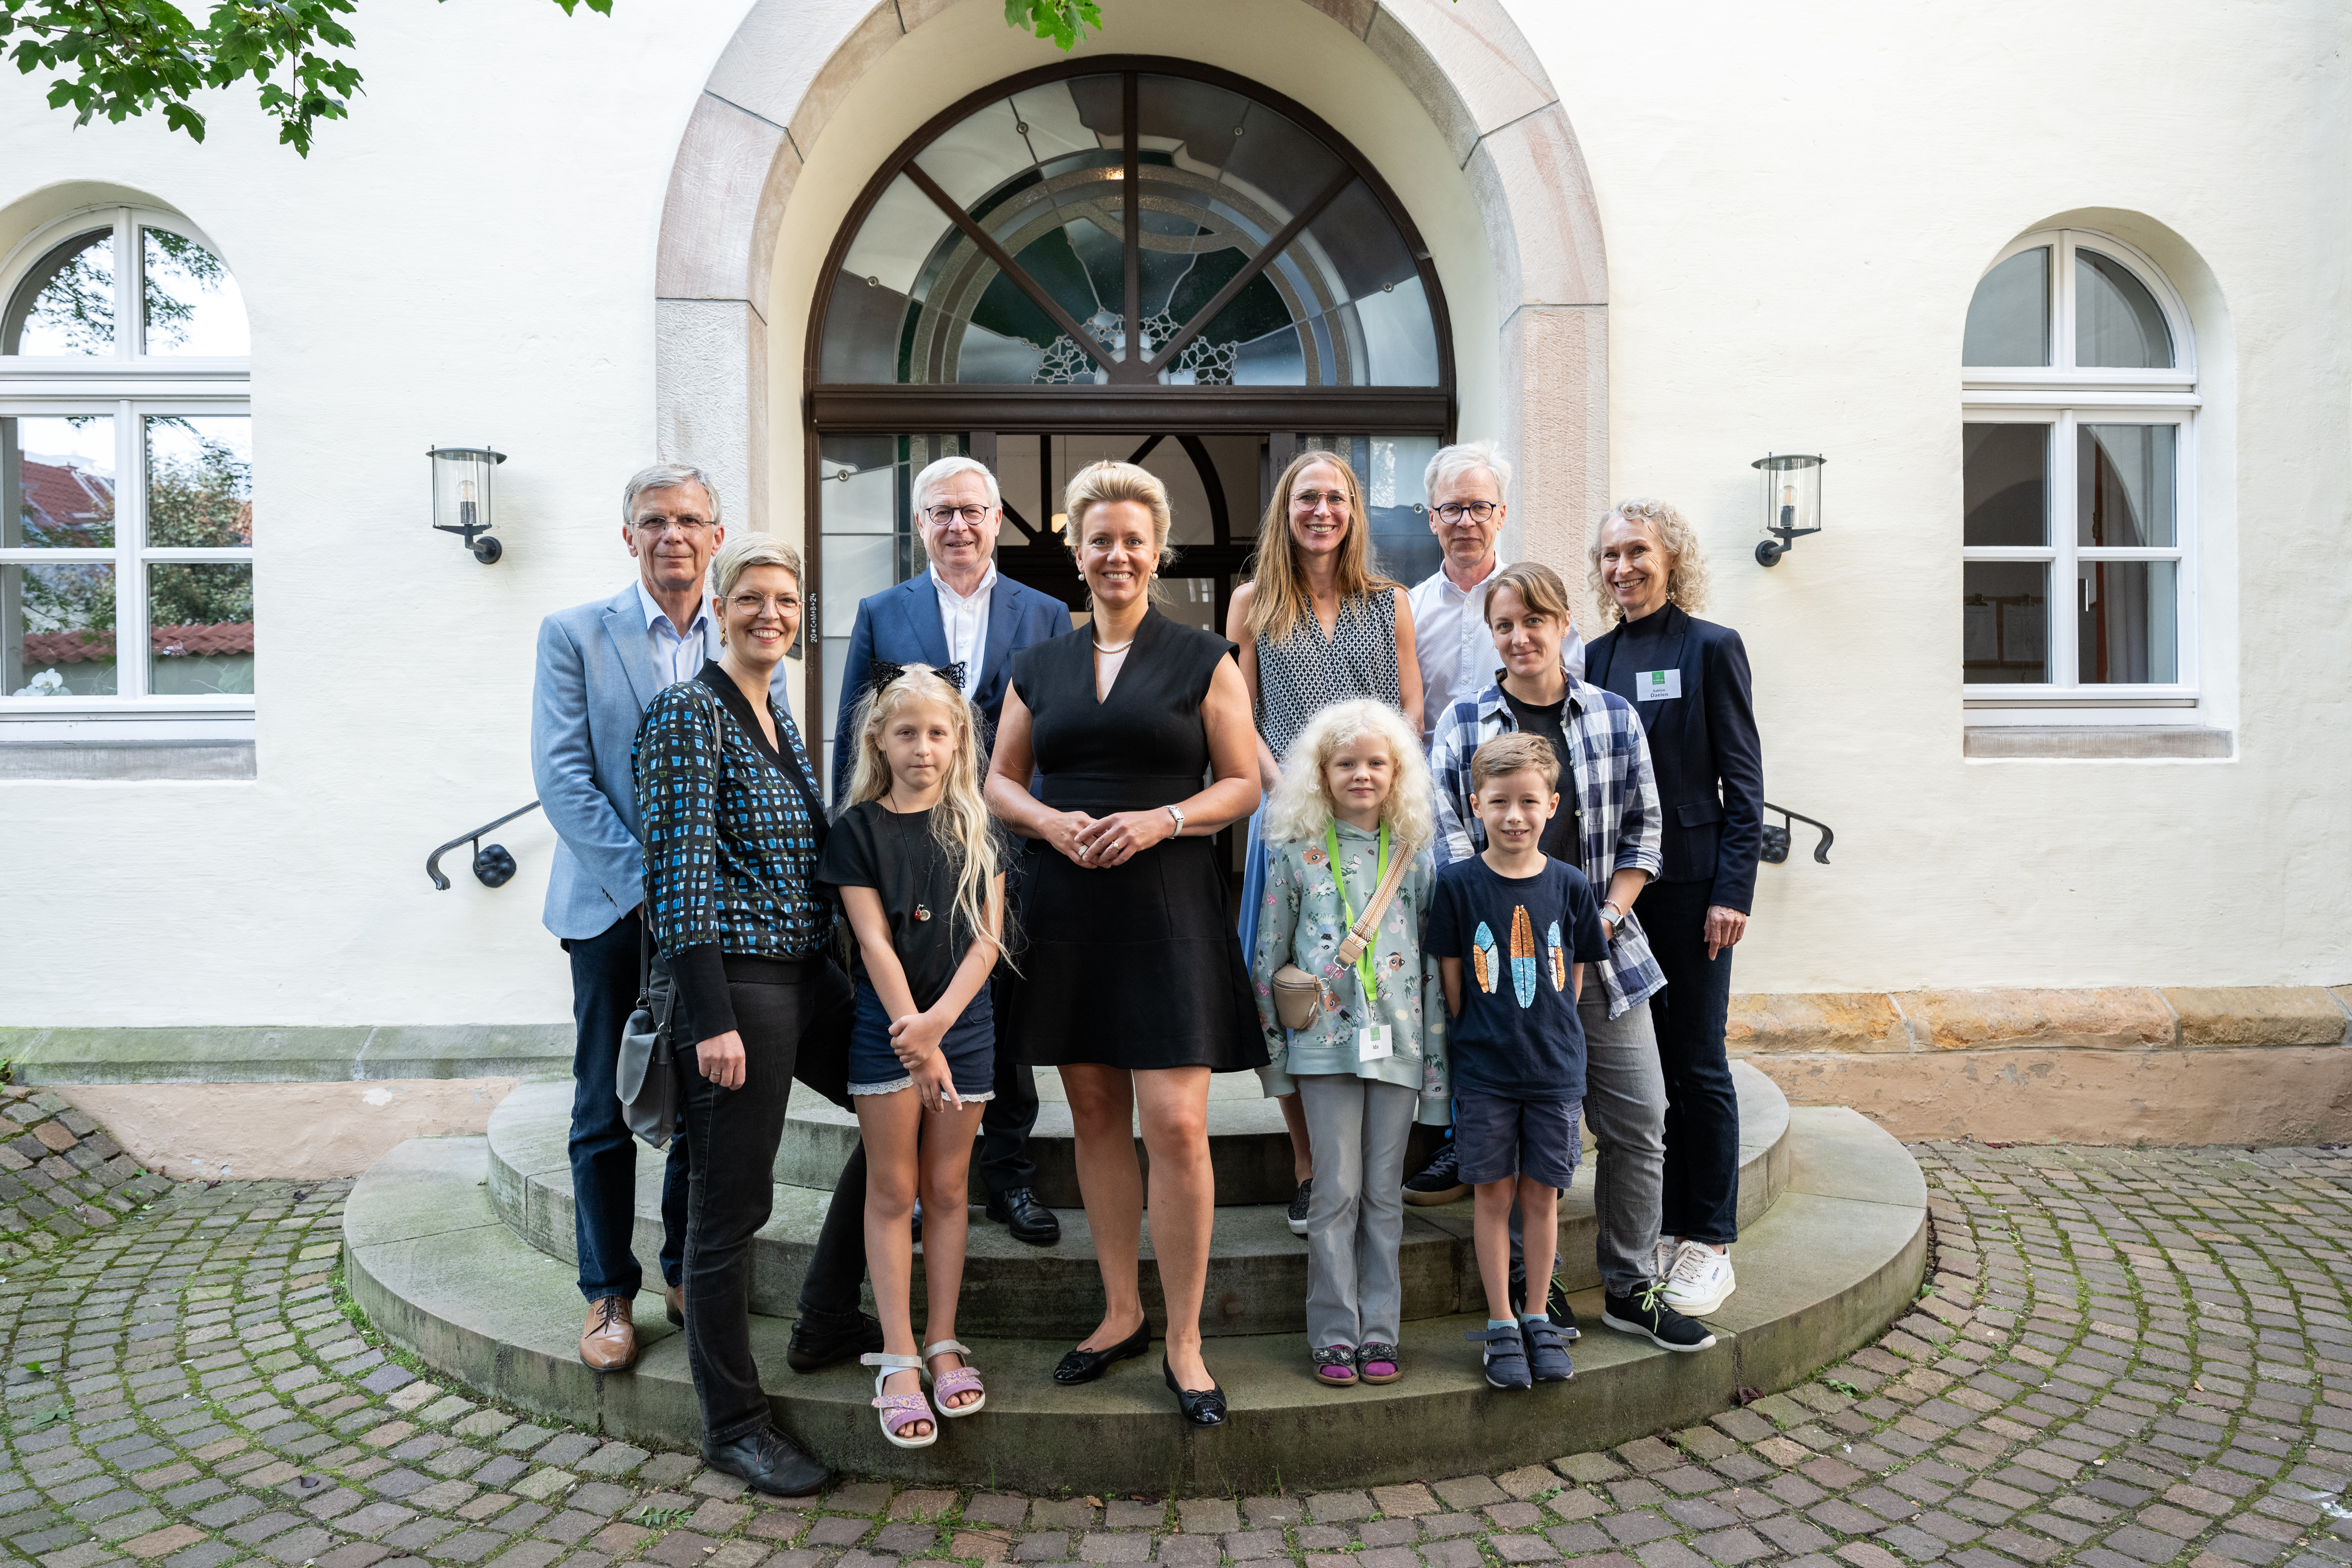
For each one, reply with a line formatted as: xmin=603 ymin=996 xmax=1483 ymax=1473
xmin=1600 ymin=902 xmax=1624 ymax=938
xmin=1166 ymin=804 xmax=1186 ymax=837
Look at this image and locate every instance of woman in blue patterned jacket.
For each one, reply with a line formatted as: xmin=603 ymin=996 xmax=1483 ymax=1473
xmin=633 ymin=534 xmax=833 ymax=1498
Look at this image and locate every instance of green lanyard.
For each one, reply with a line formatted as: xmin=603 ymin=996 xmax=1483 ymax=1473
xmin=1323 ymin=822 xmax=1388 ymax=1005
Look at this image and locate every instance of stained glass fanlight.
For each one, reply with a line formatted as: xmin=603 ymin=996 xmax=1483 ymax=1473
xmin=818 ymin=67 xmax=1442 ymax=390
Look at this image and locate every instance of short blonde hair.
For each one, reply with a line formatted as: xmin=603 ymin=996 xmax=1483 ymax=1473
xmin=1265 ymin=699 xmax=1434 ymax=855
xmin=712 ymin=533 xmax=802 ymax=601
xmin=1471 ymin=732 xmax=1560 ymax=794
xmin=1064 ymin=460 xmax=1175 ymax=560
xmin=1589 ymin=498 xmax=1710 ymax=625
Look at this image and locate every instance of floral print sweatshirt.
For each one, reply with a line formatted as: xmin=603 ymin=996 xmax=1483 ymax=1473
xmin=1249 ymin=819 xmax=1450 ymax=1123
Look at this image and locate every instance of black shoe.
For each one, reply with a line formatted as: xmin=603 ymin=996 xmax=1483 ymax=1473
xmin=702 ymin=1423 xmax=830 ymax=1497
xmin=1521 ymin=1317 xmax=1574 ymax=1383
xmin=910 ymin=1198 xmax=922 ymax=1245
xmin=986 ymin=1187 xmax=1061 ymax=1246
xmin=785 ymin=1309 xmax=884 ymax=1373
xmin=1053 ymin=1319 xmax=1150 ymax=1385
xmin=1286 ymin=1178 xmax=1314 ymax=1237
xmin=1402 ymin=1142 xmax=1468 ymax=1206
xmin=1507 ymin=1272 xmax=1581 ymax=1340
xmin=1602 ymin=1285 xmax=1719 ymax=1353
xmin=1162 ymin=1356 xmax=1227 ymax=1426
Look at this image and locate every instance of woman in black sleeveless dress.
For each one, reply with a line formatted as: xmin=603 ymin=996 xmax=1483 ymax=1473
xmin=986 ymin=461 xmax=1263 ymax=1425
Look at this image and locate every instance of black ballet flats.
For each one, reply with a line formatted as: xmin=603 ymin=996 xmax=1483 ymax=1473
xmin=1052 ymin=1320 xmax=1150 ymax=1384
xmin=1162 ymin=1356 xmax=1228 ymax=1426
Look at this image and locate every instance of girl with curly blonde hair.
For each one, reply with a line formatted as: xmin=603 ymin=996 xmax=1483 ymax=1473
xmin=1249 ymin=698 xmax=1449 ymax=1389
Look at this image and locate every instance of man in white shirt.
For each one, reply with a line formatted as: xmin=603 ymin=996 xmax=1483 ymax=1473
xmin=1408 ymin=440 xmax=1585 ymax=748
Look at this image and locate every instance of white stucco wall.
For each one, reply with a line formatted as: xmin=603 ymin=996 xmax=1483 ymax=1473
xmin=0 ymin=0 xmax=2343 ymax=1030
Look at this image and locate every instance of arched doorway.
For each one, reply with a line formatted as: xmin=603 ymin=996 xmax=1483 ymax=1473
xmin=803 ymin=55 xmax=1456 ymax=793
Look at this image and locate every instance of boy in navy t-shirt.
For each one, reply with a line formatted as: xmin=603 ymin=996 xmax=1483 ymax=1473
xmin=1426 ymin=733 xmax=1610 ymax=1390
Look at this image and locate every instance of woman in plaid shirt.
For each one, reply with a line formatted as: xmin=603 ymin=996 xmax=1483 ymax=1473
xmin=1425 ymin=562 xmax=1716 ymax=1353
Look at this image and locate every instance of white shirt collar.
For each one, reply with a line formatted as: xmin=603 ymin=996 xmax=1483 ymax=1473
xmin=635 ymin=577 xmax=711 ymax=637
xmin=1439 ymin=553 xmax=1504 ymax=601
xmin=931 ymin=563 xmax=998 ymax=608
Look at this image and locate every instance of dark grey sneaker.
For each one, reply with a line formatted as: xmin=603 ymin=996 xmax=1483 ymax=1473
xmin=1601 ymin=1283 xmax=1719 ymax=1352
xmin=1521 ymin=1316 xmax=1574 ymax=1383
xmin=1286 ymin=1178 xmax=1314 ymax=1237
xmin=1508 ymin=1270 xmax=1581 ymax=1339
xmin=1402 ymin=1142 xmax=1468 ymax=1206
xmin=1467 ymin=1324 xmax=1530 ymax=1389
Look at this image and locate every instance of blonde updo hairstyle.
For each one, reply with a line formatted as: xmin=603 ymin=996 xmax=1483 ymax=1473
xmin=1063 ymin=460 xmax=1175 ymax=603
xmin=1265 ymin=698 xmax=1435 ymax=856
xmin=712 ymin=533 xmax=803 ymax=601
xmin=1588 ymin=498 xmax=1711 ymax=625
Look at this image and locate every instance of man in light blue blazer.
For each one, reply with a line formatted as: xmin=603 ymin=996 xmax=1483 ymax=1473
xmin=531 ymin=461 xmax=776 ymax=1374
xmin=797 ymin=455 xmax=1067 ymax=1360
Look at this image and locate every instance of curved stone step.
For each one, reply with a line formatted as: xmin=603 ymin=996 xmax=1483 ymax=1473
xmin=482 ymin=1064 xmax=1792 ymax=1340
xmin=343 ymin=1103 xmax=1921 ymax=1494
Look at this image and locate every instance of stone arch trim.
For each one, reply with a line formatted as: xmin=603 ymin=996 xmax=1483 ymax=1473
xmin=653 ymin=0 xmax=1606 ymax=562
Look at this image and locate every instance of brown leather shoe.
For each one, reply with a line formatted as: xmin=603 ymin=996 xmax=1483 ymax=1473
xmin=665 ymin=1283 xmax=684 ymax=1326
xmin=580 ymin=1296 xmax=638 ymax=1371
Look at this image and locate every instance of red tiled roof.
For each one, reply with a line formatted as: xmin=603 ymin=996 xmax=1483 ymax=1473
xmin=20 ymin=622 xmax=254 ymax=665
xmin=15 ymin=458 xmax=113 ymax=546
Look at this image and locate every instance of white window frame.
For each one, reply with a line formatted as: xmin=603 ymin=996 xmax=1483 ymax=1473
xmin=1962 ymin=228 xmax=2199 ymax=724
xmin=0 ymin=206 xmax=251 ymax=741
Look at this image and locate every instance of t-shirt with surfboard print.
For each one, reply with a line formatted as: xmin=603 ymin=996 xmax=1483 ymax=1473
xmin=1425 ymin=856 xmax=1611 ymax=1102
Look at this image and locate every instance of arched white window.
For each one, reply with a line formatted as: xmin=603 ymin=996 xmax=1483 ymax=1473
xmin=1962 ymin=229 xmax=2195 ymax=717
xmin=0 ymin=207 xmax=251 ymax=737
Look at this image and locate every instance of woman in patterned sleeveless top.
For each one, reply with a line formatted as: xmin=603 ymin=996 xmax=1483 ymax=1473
xmin=1224 ymin=450 xmax=1422 ymax=1228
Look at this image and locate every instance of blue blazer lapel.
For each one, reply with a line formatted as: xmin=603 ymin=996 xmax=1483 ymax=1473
xmin=896 ymin=575 xmax=952 ymax=669
xmin=977 ymin=579 xmax=1021 ymax=699
xmin=599 ymin=589 xmax=659 ymax=711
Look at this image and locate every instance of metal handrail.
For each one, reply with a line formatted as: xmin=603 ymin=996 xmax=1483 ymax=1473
xmin=1760 ymin=802 xmax=1834 ymax=865
xmin=427 ymin=800 xmax=542 ymax=889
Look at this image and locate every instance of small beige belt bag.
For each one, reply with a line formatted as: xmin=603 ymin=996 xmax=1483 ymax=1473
xmin=1271 ymin=844 xmax=1413 ymax=1031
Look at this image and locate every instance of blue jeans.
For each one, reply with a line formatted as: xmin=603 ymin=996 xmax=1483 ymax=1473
xmin=1635 ymin=878 xmax=1741 ymax=1246
xmin=565 ymin=906 xmax=690 ymax=1301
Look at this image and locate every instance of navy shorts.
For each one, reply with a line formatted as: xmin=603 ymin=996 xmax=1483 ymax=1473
xmin=848 ymin=980 xmax=996 ymax=1102
xmin=1454 ymin=1090 xmax=1582 ymax=1190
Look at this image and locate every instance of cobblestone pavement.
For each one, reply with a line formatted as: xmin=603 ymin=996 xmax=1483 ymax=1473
xmin=5 ymin=1141 xmax=2352 ymax=1568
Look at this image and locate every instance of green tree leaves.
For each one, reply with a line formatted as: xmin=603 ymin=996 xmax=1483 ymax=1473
xmin=1004 ymin=0 xmax=1102 ymax=52
xmin=0 ymin=0 xmax=612 ymax=157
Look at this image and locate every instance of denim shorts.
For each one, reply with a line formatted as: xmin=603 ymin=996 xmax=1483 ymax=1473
xmin=1453 ymin=1090 xmax=1583 ymax=1190
xmin=848 ymin=980 xmax=996 ymax=1101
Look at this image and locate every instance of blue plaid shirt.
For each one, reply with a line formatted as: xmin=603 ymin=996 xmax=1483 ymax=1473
xmin=1427 ymin=673 xmax=1666 ymax=1017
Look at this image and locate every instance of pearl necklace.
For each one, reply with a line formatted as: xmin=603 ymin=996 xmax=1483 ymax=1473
xmin=1093 ymin=638 xmax=1134 ymax=654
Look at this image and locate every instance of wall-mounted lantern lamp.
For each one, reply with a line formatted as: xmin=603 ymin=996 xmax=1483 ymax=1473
xmin=429 ymin=445 xmax=507 ymax=563
xmin=1752 ymin=452 xmax=1824 ymax=567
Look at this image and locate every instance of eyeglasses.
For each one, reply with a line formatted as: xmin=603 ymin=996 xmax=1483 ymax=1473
xmin=923 ymin=504 xmax=993 ymax=526
xmin=635 ymin=514 xmax=715 ymax=536
xmin=1291 ymin=489 xmax=1353 ymax=514
xmin=1433 ymin=500 xmax=1500 ymax=524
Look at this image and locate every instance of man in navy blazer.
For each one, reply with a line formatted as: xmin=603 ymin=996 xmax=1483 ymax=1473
xmin=818 ymin=456 xmax=1066 ymax=1256
xmin=531 ymin=463 xmax=795 ymax=1374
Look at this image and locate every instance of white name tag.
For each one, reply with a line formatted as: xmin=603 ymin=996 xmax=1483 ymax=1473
xmin=1357 ymin=1025 xmax=1394 ymax=1061
xmin=1639 ymin=669 xmax=1681 ymax=702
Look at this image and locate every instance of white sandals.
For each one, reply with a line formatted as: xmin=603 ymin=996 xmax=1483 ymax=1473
xmin=860 ymin=1351 xmax=937 ymax=1448
xmin=923 ymin=1338 xmax=986 ymax=1417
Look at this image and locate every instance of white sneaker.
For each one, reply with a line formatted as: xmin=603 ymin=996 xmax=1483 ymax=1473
xmin=1652 ymin=1237 xmax=1678 ymax=1282
xmin=1660 ymin=1240 xmax=1736 ymax=1317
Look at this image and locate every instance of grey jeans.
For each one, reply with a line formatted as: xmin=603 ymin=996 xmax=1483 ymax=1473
xmin=1508 ymin=997 xmax=1666 ymax=1299
xmin=1297 ymin=1075 xmax=1419 ymax=1348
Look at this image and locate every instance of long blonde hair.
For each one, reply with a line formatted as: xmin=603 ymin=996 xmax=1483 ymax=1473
xmin=1265 ymin=699 xmax=1434 ymax=855
xmin=1246 ymin=449 xmax=1398 ymax=645
xmin=844 ymin=666 xmax=1004 ymax=964
xmin=1589 ymin=498 xmax=1712 ymax=626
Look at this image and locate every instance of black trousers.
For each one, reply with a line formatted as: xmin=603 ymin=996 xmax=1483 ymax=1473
xmin=679 ymin=965 xmax=811 ymax=1446
xmin=796 ymin=962 xmax=1038 ymax=1323
xmin=564 ymin=907 xmax=690 ymax=1300
xmin=1634 ymin=877 xmax=1742 ymax=1245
